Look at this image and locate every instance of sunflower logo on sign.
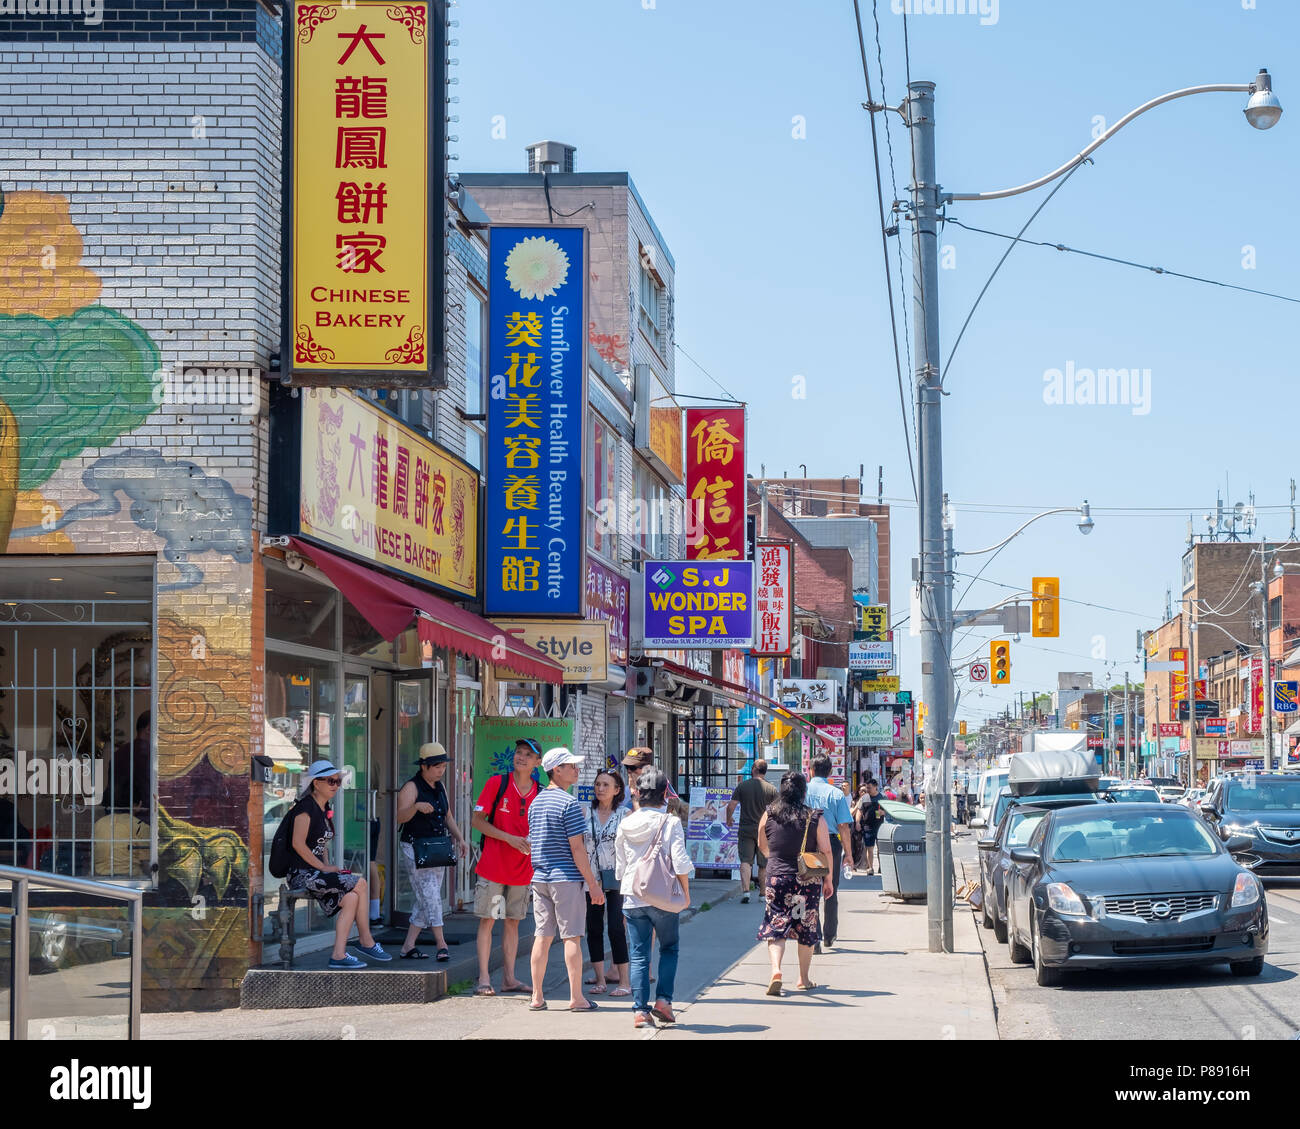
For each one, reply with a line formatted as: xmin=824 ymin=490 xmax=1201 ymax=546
xmin=504 ymin=235 xmax=570 ymax=300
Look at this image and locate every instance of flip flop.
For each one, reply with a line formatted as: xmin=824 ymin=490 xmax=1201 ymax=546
xmin=609 ymin=986 xmax=632 ymax=997
xmin=399 ymin=948 xmax=430 ymax=960
xmin=474 ymin=984 xmax=496 ymax=996
xmin=766 ymin=975 xmax=783 ymax=997
xmin=569 ymin=1000 xmax=599 ymax=1012
xmin=435 ymin=948 xmax=450 ymax=962
xmin=589 ymin=984 xmax=608 ymax=995
xmin=797 ymin=982 xmax=817 ymax=991
xmin=500 ymin=983 xmax=531 ymax=994
xmin=528 ymin=1001 xmax=548 ymax=1011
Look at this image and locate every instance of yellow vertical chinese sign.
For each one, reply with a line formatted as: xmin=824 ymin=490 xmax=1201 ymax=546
xmin=290 ymin=1 xmax=429 ymax=374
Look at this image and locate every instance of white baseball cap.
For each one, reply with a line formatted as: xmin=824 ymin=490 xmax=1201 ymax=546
xmin=542 ymin=747 xmax=583 ymax=773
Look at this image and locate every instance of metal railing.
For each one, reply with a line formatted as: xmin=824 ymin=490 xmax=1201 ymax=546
xmin=1 ymin=864 xmax=143 ymax=1040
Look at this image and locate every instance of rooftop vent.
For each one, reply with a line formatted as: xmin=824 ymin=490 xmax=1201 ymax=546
xmin=527 ymin=140 xmax=575 ymax=174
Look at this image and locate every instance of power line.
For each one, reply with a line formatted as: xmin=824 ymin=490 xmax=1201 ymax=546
xmin=944 ymin=218 xmax=1300 ymax=307
xmin=673 ymin=341 xmax=742 ymax=403
xmin=853 ymin=0 xmax=917 ymax=501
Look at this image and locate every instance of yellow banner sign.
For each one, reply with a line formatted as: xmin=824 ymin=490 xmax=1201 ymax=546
xmin=859 ymin=604 xmax=888 ymax=639
xmin=299 ymin=389 xmax=478 ymax=596
xmin=290 ymin=0 xmax=429 ymax=374
xmin=493 ymin=619 xmax=610 ymax=684
xmin=862 ymin=675 xmax=901 ymax=692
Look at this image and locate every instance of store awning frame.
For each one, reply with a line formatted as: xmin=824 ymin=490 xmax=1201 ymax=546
xmin=287 ymin=538 xmax=565 ymax=683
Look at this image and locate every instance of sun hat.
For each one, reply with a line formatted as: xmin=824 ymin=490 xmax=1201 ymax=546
xmin=301 ymin=759 xmax=344 ymax=796
xmin=417 ymin=741 xmax=450 ymax=765
xmin=621 ymin=746 xmax=654 ymax=769
xmin=541 ymin=747 xmax=583 ymax=773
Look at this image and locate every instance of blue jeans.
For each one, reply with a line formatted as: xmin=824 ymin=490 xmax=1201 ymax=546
xmin=624 ymin=905 xmax=680 ymax=1012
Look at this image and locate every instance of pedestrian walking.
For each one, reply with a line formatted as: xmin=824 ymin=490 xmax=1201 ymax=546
xmin=856 ymin=779 xmax=884 ymax=875
xmin=805 ymin=753 xmax=855 ymax=950
xmin=756 ymin=771 xmax=832 ymax=994
xmin=527 ymin=748 xmax=605 ymax=1013
xmin=469 ymin=737 xmax=542 ymax=996
xmin=285 ymin=760 xmax=392 ymax=969
xmin=615 ymin=766 xmax=693 ymax=1029
xmin=395 ymin=742 xmax=467 ymax=961
xmin=584 ymin=769 xmax=630 ymax=997
xmin=725 ymin=759 xmax=778 ymax=903
xmin=619 ymin=747 xmax=683 ymax=813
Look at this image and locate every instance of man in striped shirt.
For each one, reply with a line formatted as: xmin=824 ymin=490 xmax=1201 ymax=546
xmin=528 ymin=748 xmax=605 ymax=1012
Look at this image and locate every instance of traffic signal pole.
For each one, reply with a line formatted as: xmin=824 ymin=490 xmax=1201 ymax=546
xmin=906 ymin=80 xmax=953 ymax=954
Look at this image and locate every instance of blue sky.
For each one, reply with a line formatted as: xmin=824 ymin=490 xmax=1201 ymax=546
xmin=454 ymin=0 xmax=1298 ymax=727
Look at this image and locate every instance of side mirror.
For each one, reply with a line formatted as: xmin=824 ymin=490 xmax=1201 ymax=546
xmin=1199 ymin=803 xmax=1219 ymax=818
xmin=976 ymin=838 xmax=999 ymax=852
xmin=1223 ymin=835 xmax=1253 ymax=854
xmin=970 ymin=817 xmax=987 ymax=829
xmin=1009 ymin=847 xmax=1040 ymax=865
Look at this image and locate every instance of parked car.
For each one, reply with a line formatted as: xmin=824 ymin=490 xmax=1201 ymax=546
xmin=1199 ymin=774 xmax=1300 ymax=878
xmin=1157 ymin=785 xmax=1186 ymax=803
xmin=1182 ymin=788 xmax=1207 ymax=812
xmin=1004 ymin=803 xmax=1267 ymax=986
xmin=971 ymin=768 xmax=1009 ymax=830
xmin=1103 ymin=782 xmax=1164 ymax=804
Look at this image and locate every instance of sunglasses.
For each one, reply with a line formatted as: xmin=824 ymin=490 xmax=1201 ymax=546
xmin=321 ymin=777 xmax=342 ymax=786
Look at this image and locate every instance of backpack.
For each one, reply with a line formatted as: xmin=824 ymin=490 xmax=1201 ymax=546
xmin=268 ymin=799 xmax=306 ymax=879
xmin=629 ymin=812 xmax=689 ymax=914
xmin=476 ymin=773 xmax=535 ymax=846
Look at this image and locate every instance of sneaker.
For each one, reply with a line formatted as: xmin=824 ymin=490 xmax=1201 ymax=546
xmin=741 ymin=893 xmax=750 ymax=904
xmin=369 ymin=917 xmax=384 ymax=929
xmin=328 ymin=954 xmax=366 ymax=970
xmin=352 ymin=941 xmax=393 ymax=962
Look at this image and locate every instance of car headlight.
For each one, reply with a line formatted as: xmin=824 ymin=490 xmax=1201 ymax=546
xmin=1223 ymin=822 xmax=1258 ymax=836
xmin=1046 ymin=882 xmax=1088 ymax=916
xmin=1231 ymin=872 xmax=1261 ymax=908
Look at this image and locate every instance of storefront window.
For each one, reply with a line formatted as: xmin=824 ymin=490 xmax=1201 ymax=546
xmin=0 ymin=560 xmax=154 ymax=883
xmin=266 ymin=568 xmax=337 ymax=651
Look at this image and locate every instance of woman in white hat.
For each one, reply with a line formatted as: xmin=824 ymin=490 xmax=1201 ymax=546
xmin=288 ymin=760 xmax=392 ymax=969
xmin=396 ymin=742 xmax=466 ymax=961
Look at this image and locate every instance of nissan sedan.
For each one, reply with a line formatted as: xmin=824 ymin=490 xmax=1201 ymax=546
xmin=1004 ymin=804 xmax=1267 ymax=986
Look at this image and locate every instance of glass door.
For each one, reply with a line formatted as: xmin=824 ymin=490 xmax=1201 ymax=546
xmin=390 ymin=672 xmax=433 ymax=923
xmin=341 ymin=671 xmax=370 ymax=882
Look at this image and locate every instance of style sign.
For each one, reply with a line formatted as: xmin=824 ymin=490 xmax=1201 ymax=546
xmin=293 ymin=388 xmax=478 ymax=595
xmin=752 ymin=541 xmax=792 ymax=656
xmin=642 ymin=561 xmax=754 ymax=648
xmin=774 ymin=678 xmax=836 ymax=714
xmin=484 ymin=225 xmax=587 ymax=616
xmin=287 ymin=0 xmax=433 ymax=377
xmin=858 ymin=604 xmax=888 ymax=640
xmin=849 ymin=640 xmax=894 ymax=671
xmin=585 ymin=558 xmax=630 ymax=666
xmin=493 ymin=619 xmax=610 ymax=684
xmin=847 ymin=709 xmax=895 ymax=746
xmin=685 ymin=407 xmax=745 ymax=560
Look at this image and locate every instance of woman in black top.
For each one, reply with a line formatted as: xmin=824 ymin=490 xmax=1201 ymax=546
xmin=395 ymin=742 xmax=466 ymax=960
xmin=289 ymin=760 xmax=392 ymax=969
xmin=756 ymin=772 xmax=833 ymax=995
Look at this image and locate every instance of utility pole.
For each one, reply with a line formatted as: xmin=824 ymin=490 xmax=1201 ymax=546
xmin=1123 ymin=672 xmax=1132 ymax=780
xmin=1187 ymin=601 xmax=1199 ymax=786
xmin=907 ymin=79 xmax=951 ymax=955
xmin=1260 ymin=549 xmax=1274 ymax=771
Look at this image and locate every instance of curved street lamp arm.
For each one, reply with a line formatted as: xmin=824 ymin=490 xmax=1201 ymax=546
xmin=945 ymin=83 xmax=1251 ymax=202
xmin=954 ymin=507 xmax=1080 ymax=558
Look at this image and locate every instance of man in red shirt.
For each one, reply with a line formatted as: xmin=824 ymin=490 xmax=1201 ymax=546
xmin=470 ymin=738 xmax=542 ymax=995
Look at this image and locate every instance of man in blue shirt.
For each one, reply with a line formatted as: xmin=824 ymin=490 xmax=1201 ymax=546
xmin=528 ymin=748 xmax=605 ymax=1012
xmin=806 ymin=752 xmax=855 ymax=950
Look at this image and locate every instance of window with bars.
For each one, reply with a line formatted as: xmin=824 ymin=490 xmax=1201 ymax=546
xmin=638 ymin=252 xmax=665 ymax=355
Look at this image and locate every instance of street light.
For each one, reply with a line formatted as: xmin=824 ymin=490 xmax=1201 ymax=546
xmin=894 ymin=66 xmax=1280 ymax=955
xmin=1077 ymin=501 xmax=1094 ymax=536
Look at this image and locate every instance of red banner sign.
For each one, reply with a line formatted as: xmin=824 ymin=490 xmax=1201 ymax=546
xmin=1250 ymin=656 xmax=1265 ymax=733
xmin=752 ymin=540 xmax=792 ymax=656
xmin=1158 ymin=723 xmax=1183 ymax=737
xmin=685 ymin=407 xmax=745 ymax=560
xmin=1087 ymin=734 xmax=1102 ymax=748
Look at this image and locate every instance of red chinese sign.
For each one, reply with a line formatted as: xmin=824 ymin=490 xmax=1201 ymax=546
xmin=684 ymin=407 xmax=745 ymax=560
xmin=752 ymin=540 xmax=792 ymax=656
xmin=1250 ymin=656 xmax=1264 ymax=733
xmin=1158 ymin=723 xmax=1183 ymax=737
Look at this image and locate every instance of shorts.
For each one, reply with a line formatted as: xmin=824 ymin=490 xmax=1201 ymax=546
xmin=473 ymin=877 xmax=531 ymax=921
xmin=289 ymin=868 xmax=360 ymax=918
xmin=531 ymin=880 xmax=587 ymax=940
xmin=738 ymin=829 xmax=767 ymax=867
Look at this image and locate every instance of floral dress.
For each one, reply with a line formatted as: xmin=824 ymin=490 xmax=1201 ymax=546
xmin=286 ymin=797 xmax=361 ymax=918
xmin=756 ymin=808 xmax=823 ymax=947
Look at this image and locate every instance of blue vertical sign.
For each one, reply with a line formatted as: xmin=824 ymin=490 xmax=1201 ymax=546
xmin=485 ymin=226 xmax=586 ymax=616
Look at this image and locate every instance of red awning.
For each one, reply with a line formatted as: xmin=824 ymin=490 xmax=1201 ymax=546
xmin=288 ymin=538 xmax=565 ymax=683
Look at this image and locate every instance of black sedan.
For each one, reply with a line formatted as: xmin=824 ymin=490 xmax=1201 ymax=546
xmin=1199 ymin=774 xmax=1300 ymax=877
xmin=1004 ymin=804 xmax=1268 ymax=987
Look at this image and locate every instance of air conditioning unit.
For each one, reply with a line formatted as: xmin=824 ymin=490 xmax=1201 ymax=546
xmin=633 ymin=667 xmax=654 ymax=697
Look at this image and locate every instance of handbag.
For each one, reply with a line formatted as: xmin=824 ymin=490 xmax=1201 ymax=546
xmin=629 ymin=813 xmax=689 ymax=913
xmin=796 ymin=811 xmax=830 ymax=880
xmin=412 ymin=835 xmax=455 ymax=869
xmin=590 ymin=810 xmax=617 ymax=890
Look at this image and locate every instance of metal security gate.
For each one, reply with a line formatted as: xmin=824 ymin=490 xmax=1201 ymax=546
xmin=677 ymin=716 xmax=758 ymax=793
xmin=0 ymin=567 xmax=154 ymax=883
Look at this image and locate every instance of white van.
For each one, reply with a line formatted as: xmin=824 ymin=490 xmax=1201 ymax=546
xmin=971 ymin=767 xmax=1009 ymax=828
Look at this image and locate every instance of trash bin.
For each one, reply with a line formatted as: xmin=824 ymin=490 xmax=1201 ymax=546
xmin=879 ymin=818 xmax=926 ymax=900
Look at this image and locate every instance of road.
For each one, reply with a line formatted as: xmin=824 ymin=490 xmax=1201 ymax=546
xmin=956 ymin=835 xmax=1300 ymax=1040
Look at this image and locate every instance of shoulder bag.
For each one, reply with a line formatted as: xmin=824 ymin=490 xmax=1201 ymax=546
xmin=629 ymin=813 xmax=689 ymax=913
xmin=591 ymin=809 xmax=617 ymax=891
xmin=796 ymin=810 xmax=830 ymax=880
xmin=413 ymin=781 xmax=455 ymax=869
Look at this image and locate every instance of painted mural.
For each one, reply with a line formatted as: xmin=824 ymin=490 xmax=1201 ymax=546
xmin=0 ymin=189 xmax=258 ymax=1006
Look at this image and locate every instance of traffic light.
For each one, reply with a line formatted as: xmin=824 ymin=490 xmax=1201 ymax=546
xmin=959 ymin=720 xmax=968 ymax=736
xmin=990 ymin=640 xmax=1011 ymax=684
xmin=1031 ymin=576 xmax=1060 ymax=638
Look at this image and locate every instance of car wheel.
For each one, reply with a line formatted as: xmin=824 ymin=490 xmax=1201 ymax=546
xmin=993 ymin=907 xmax=1008 ymax=944
xmin=1007 ymin=900 xmax=1030 ymax=964
xmin=981 ymin=882 xmax=995 ymax=929
xmin=33 ymin=919 xmax=68 ymax=973
xmin=1230 ymin=956 xmax=1265 ymax=977
xmin=1032 ymin=916 xmax=1063 ymax=987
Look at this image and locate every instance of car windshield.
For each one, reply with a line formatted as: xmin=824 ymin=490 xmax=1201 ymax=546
xmin=993 ymin=792 xmax=1013 ymax=825
xmin=1047 ymin=811 xmax=1219 ymax=861
xmin=1106 ymin=787 xmax=1162 ymax=803
xmin=1224 ymin=778 xmax=1300 ymax=811
xmin=1005 ymin=810 xmax=1046 ymax=848
xmin=981 ymin=773 xmax=1007 ymax=806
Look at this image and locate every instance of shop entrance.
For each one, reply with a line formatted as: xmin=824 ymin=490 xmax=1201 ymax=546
xmin=383 ymin=669 xmax=436 ymax=926
xmin=678 ymin=716 xmax=758 ymax=793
